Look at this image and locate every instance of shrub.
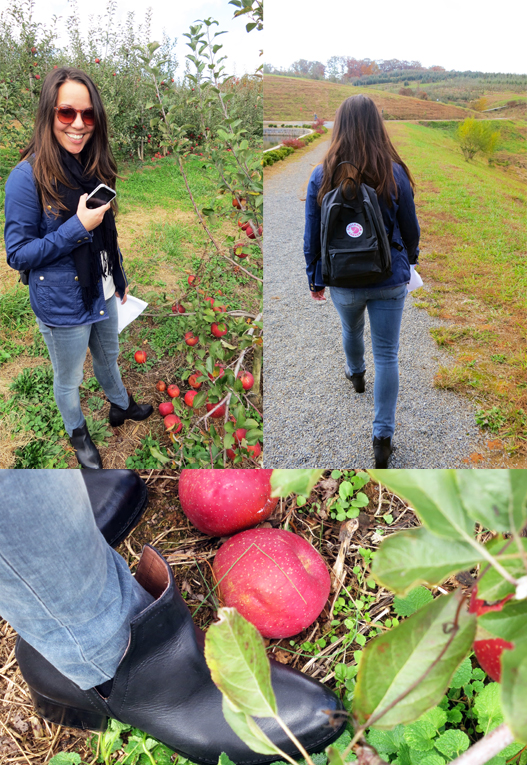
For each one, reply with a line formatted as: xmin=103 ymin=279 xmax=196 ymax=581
xmin=457 ymin=118 xmax=500 ymax=161
xmin=282 ymin=138 xmax=305 ymax=148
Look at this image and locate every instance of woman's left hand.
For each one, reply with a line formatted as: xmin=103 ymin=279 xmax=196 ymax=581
xmin=115 ymin=286 xmax=129 ymax=305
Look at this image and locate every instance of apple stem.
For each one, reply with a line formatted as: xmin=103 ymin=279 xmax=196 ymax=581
xmin=274 ymin=715 xmax=317 ymax=765
xmin=448 ymin=723 xmax=515 ymax=764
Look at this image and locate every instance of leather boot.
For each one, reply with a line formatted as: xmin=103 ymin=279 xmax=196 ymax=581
xmin=70 ymin=422 xmax=102 ymax=469
xmin=16 ymin=546 xmax=346 ymax=765
xmin=345 ymin=367 xmax=366 ymax=393
xmin=109 ymin=394 xmax=153 ymax=427
xmin=82 ymin=469 xmax=148 ymax=548
xmin=373 ymin=436 xmax=393 ymax=468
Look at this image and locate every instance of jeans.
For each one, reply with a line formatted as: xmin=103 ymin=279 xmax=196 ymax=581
xmin=330 ymin=283 xmax=407 ymax=440
xmin=37 ymin=295 xmax=130 ymax=435
xmin=0 ymin=470 xmax=153 ymax=689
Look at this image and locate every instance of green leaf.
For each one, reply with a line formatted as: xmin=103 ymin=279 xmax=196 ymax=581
xmin=270 ymin=469 xmax=324 ymax=498
xmin=205 ymin=608 xmax=277 ymax=717
xmin=353 ymin=591 xmax=476 ymax=728
xmin=501 ymin=638 xmax=527 ymax=742
xmin=222 ymin=700 xmax=282 ymax=756
xmin=192 ymin=391 xmax=208 ymax=409
xmin=403 ymin=720 xmax=437 ymax=751
xmin=371 ymin=526 xmax=484 ymax=595
xmin=449 ymin=656 xmax=472 ymax=688
xmin=419 ymin=706 xmax=448 ymax=730
xmin=434 ymin=729 xmax=470 ymax=758
xmin=473 ymin=682 xmax=504 ymax=734
xmin=418 ymin=755 xmax=445 ymax=765
xmin=326 ymin=747 xmax=346 ymax=765
xmin=393 ymin=587 xmax=434 ymax=617
xmin=478 ymin=599 xmax=527 ymax=643
xmin=367 ymin=725 xmax=405 ymax=756
xmin=477 ymin=537 xmax=527 ymax=601
xmin=218 ymin=754 xmax=237 ymax=765
xmin=369 ymin=470 xmax=474 ymax=540
xmin=48 ymin=755 xmax=82 ymax=765
xmin=456 ymin=470 xmax=517 ymax=532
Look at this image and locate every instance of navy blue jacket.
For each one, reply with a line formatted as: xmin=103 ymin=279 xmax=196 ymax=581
xmin=304 ymin=162 xmax=420 ymax=290
xmin=4 ymin=159 xmax=127 ymax=327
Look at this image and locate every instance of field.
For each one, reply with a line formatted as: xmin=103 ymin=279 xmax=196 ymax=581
xmin=0 ymin=154 xmax=263 ymax=469
xmin=264 ymin=75 xmax=479 ymax=121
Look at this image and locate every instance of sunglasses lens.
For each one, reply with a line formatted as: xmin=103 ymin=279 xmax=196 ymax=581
xmin=56 ymin=107 xmax=76 ymax=124
xmin=82 ymin=109 xmax=95 ymax=126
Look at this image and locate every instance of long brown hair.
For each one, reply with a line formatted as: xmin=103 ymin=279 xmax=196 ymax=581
xmin=317 ymin=95 xmax=415 ymax=207
xmin=20 ymin=67 xmax=117 ymax=212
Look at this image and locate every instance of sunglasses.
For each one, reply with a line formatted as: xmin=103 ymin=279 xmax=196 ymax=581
xmin=54 ymin=106 xmax=95 ymax=126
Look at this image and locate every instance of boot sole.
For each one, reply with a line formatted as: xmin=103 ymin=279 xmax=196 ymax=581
xmin=28 ymin=686 xmax=108 ymax=732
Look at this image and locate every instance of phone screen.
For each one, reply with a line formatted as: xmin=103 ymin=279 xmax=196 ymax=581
xmin=86 ymin=185 xmax=116 ymax=209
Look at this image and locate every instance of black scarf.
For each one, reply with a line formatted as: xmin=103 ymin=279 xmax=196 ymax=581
xmin=57 ymin=146 xmax=119 ymax=310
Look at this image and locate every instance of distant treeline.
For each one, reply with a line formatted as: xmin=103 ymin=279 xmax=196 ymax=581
xmin=263 ymin=57 xmax=527 ymax=87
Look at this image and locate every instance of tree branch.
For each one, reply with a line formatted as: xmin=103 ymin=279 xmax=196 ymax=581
xmin=448 ymin=723 xmax=515 ymax=765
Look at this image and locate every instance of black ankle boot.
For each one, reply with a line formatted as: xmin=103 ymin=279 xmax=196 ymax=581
xmin=373 ymin=436 xmax=393 ymax=468
xmin=82 ymin=470 xmax=148 ymax=548
xmin=16 ymin=546 xmax=346 ymax=765
xmin=345 ymin=368 xmax=366 ymax=393
xmin=70 ymin=422 xmax=102 ymax=469
xmin=109 ymin=394 xmax=153 ymax=427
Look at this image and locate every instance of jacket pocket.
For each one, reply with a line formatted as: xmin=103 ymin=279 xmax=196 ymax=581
xmin=32 ymin=270 xmax=88 ymax=323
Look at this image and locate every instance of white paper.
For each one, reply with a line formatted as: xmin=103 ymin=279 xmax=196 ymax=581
xmin=407 ymin=264 xmax=424 ymax=293
xmin=116 ymin=294 xmax=148 ymax=333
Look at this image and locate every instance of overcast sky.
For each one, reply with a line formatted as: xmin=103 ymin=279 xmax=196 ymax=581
xmin=1 ymin=0 xmax=261 ymax=77
xmin=265 ymin=0 xmax=527 ymax=75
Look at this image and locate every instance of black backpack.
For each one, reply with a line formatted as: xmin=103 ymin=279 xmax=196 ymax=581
xmin=319 ymin=161 xmax=393 ymax=288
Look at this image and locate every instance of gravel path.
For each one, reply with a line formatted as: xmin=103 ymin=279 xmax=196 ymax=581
xmin=263 ymin=138 xmax=490 ymax=468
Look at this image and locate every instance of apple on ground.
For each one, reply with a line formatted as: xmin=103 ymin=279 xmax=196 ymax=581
xmin=164 ymin=414 xmax=182 ymax=433
xmin=172 ymin=303 xmax=185 ymax=313
xmin=469 ymin=587 xmax=514 ymax=682
xmin=233 ymin=242 xmax=249 ymax=259
xmin=206 ymin=402 xmax=225 ymax=419
xmin=134 ymin=350 xmax=147 ymax=364
xmin=167 ymin=384 xmax=180 ymax=398
xmin=188 ymin=373 xmax=203 ymax=389
xmin=184 ymin=390 xmax=198 ymax=407
xmin=178 ymin=468 xmax=278 ymax=536
xmin=226 ymin=447 xmax=237 ymax=461
xmin=184 ymin=331 xmax=198 ymax=347
xmin=213 ymin=528 xmax=331 ymax=638
xmin=211 ymin=322 xmax=228 ymax=338
xmin=213 ymin=305 xmax=227 ymax=313
xmin=156 ymin=381 xmax=166 ymax=392
xmin=208 ymin=364 xmax=225 ymax=381
xmin=204 ymin=297 xmax=215 ymax=307
xmin=245 ymin=442 xmax=261 ymax=459
xmin=188 ymin=275 xmax=199 ymax=286
xmin=234 ymin=428 xmax=247 ymax=444
xmin=238 ymin=371 xmax=254 ymax=391
xmin=159 ymin=401 xmax=174 ymax=417
xmin=245 ymin=226 xmax=256 ymax=240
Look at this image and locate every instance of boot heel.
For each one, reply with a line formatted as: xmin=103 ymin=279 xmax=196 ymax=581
xmin=28 ymin=686 xmax=108 ymax=732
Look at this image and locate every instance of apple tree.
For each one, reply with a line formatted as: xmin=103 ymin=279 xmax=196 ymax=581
xmin=205 ymin=469 xmax=527 ymax=765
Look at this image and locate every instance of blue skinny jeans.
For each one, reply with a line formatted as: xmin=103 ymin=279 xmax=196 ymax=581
xmin=0 ymin=470 xmax=153 ymax=689
xmin=37 ymin=295 xmax=130 ymax=436
xmin=330 ymin=283 xmax=407 ymax=440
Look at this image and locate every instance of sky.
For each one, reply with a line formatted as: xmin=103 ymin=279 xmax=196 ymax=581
xmin=265 ymin=0 xmax=527 ymax=75
xmin=1 ymin=0 xmax=261 ymax=77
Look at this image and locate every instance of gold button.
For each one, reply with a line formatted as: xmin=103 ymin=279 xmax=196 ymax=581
xmin=77 ymin=239 xmax=82 ymax=243
xmin=47 ymin=205 xmax=52 ymax=210
xmin=84 ymin=237 xmax=89 ymax=240
xmin=39 ymin=276 xmax=44 ymax=280
xmin=100 ymin=310 xmax=104 ymax=315
xmin=74 ymin=276 xmax=78 ymax=281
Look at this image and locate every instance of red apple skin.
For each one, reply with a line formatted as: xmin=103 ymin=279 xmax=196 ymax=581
xmin=213 ymin=528 xmax=331 ymax=638
xmin=208 ymin=365 xmax=225 ymax=381
xmin=167 ymin=384 xmax=180 ymax=398
xmin=189 ymin=373 xmax=202 ymax=389
xmin=234 ymin=428 xmax=247 ymax=444
xmin=164 ymin=414 xmax=182 ymax=432
xmin=211 ymin=322 xmax=228 ymax=338
xmin=246 ymin=442 xmax=262 ymax=459
xmin=178 ymin=468 xmax=278 ymax=536
xmin=238 ymin=371 xmax=254 ymax=391
xmin=184 ymin=390 xmax=198 ymax=407
xmin=159 ymin=401 xmax=174 ymax=416
xmin=134 ymin=350 xmax=147 ymax=364
xmin=156 ymin=380 xmax=166 ymax=392
xmin=184 ymin=331 xmax=198 ymax=347
xmin=469 ymin=588 xmax=514 ymax=682
xmin=206 ymin=402 xmax=225 ymax=418
xmin=172 ymin=303 xmax=185 ymax=313
xmin=226 ymin=448 xmax=237 ymax=461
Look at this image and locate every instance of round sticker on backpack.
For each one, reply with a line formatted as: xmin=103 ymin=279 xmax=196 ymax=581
xmin=346 ymin=222 xmax=363 ymax=238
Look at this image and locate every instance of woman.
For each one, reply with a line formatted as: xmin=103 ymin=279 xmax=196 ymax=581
xmin=304 ymin=95 xmax=420 ymax=468
xmin=4 ymin=68 xmax=152 ymax=469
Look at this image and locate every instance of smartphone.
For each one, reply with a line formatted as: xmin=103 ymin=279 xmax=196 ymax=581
xmin=86 ymin=184 xmax=116 ymax=209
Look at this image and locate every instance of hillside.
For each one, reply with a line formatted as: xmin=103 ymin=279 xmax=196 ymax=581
xmin=264 ymin=75 xmax=479 ymax=121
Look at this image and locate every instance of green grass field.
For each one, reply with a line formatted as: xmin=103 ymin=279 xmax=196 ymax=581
xmin=385 ymin=120 xmax=527 ymax=454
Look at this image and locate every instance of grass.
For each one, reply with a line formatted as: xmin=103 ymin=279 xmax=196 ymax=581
xmin=0 ymin=154 xmax=262 ymax=468
xmin=385 ymin=120 xmax=527 ymax=455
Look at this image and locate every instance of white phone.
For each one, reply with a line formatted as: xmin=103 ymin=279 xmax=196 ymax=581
xmin=86 ymin=183 xmax=116 ymax=209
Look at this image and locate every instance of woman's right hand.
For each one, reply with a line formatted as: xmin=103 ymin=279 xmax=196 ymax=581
xmin=76 ymin=194 xmax=111 ymax=232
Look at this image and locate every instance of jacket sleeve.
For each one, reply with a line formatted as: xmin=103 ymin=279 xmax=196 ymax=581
xmin=4 ymin=162 xmax=93 ymax=272
xmin=395 ymin=166 xmax=420 ymax=264
xmin=303 ymin=165 xmax=325 ymax=290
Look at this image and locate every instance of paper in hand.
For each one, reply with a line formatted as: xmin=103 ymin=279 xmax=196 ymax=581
xmin=407 ymin=265 xmax=424 ymax=293
xmin=116 ymin=294 xmax=148 ymax=333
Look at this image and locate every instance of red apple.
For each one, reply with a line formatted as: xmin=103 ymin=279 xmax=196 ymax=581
xmin=208 ymin=364 xmax=225 ymax=381
xmin=189 ymin=373 xmax=202 ymax=389
xmin=238 ymin=371 xmax=254 ymax=391
xmin=234 ymin=428 xmax=247 ymax=444
xmin=184 ymin=390 xmax=198 ymax=407
xmin=31 ymin=47 xmax=37 ymax=54
xmin=213 ymin=528 xmax=331 ymax=638
xmin=213 ymin=305 xmax=227 ymax=313
xmin=258 ymin=225 xmax=263 ymax=236
xmin=469 ymin=587 xmax=514 ymax=682
xmin=232 ymin=196 xmax=243 ymax=209
xmin=34 ymin=74 xmax=40 ymax=80
xmin=178 ymin=469 xmax=278 ymax=536
xmin=245 ymin=226 xmax=256 ymax=240
xmin=206 ymin=402 xmax=225 ymax=418
xmin=167 ymin=384 xmax=180 ymax=398
xmin=95 ymin=58 xmax=100 ymax=64
xmin=226 ymin=447 xmax=237 ymax=461
xmin=211 ymin=322 xmax=228 ymax=338
xmin=245 ymin=442 xmax=261 ymax=459
xmin=134 ymin=349 xmax=147 ymax=364
xmin=164 ymin=414 xmax=182 ymax=433
xmin=188 ymin=275 xmax=198 ymax=285
xmin=204 ymin=296 xmax=215 ymax=307
xmin=233 ymin=242 xmax=249 ymax=259
xmin=172 ymin=303 xmax=185 ymax=313
xmin=185 ymin=331 xmax=198 ymax=347
xmin=156 ymin=380 xmax=166 ymax=392
xmin=159 ymin=401 xmax=174 ymax=417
